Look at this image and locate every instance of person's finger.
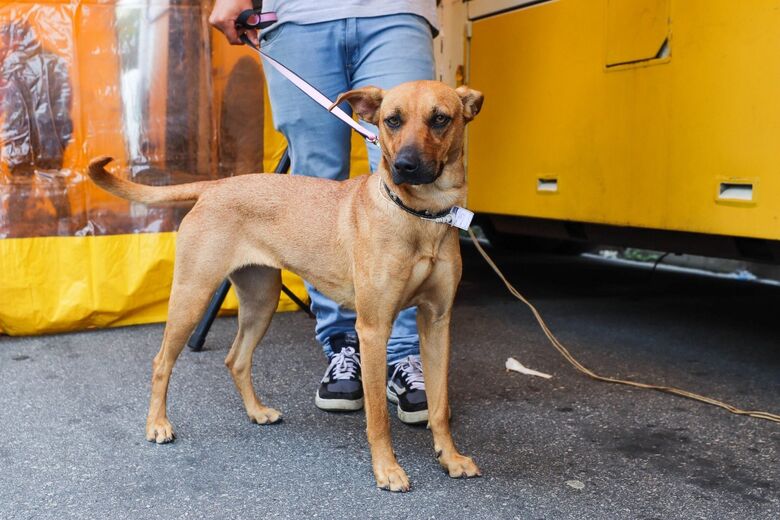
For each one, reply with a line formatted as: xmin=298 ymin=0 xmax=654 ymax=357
xmin=221 ymin=22 xmax=243 ymax=45
xmin=246 ymin=28 xmax=260 ymax=47
xmin=208 ymin=11 xmax=243 ymax=45
xmin=207 ymin=11 xmax=227 ymax=32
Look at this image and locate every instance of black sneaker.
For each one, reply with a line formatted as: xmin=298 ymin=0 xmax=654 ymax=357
xmin=315 ymin=333 xmax=363 ymax=412
xmin=386 ymin=355 xmax=428 ymax=424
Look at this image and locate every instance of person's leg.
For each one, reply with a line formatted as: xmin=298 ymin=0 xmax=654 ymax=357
xmin=263 ymin=20 xmax=365 ymax=412
xmin=263 ymin=21 xmax=357 ymax=359
xmin=350 ymin=14 xmax=436 ymax=176
xmin=263 ymin=21 xmax=352 ymax=182
xmin=305 ymin=284 xmax=357 ymax=358
xmin=349 ymin=14 xmax=436 ymax=367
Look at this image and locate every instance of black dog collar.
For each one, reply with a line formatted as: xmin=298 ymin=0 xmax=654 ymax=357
xmin=381 ymin=181 xmax=453 ymax=222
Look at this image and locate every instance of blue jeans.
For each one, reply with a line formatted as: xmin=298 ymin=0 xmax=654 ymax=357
xmin=262 ymin=14 xmax=435 ymax=365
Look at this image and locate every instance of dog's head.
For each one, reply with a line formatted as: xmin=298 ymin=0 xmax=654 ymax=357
xmin=333 ymin=81 xmax=483 ymax=187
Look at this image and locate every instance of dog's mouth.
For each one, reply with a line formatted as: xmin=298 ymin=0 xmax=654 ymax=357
xmin=391 ymin=161 xmax=444 ymax=186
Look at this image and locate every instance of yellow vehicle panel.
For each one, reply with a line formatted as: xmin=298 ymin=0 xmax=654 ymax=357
xmin=467 ymin=0 xmax=780 ymax=240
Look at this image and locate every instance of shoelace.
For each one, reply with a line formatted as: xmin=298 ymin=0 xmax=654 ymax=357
xmin=324 ymin=346 xmax=361 ymax=381
xmin=391 ymin=355 xmax=426 ymax=391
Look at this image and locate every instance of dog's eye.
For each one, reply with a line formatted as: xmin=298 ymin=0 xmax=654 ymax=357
xmin=385 ymin=116 xmax=401 ymax=129
xmin=431 ymin=114 xmax=451 ymax=128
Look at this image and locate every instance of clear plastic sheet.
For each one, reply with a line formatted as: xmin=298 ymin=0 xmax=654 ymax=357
xmin=0 ymin=1 xmax=306 ymax=335
xmin=0 ymin=0 xmax=267 ymax=238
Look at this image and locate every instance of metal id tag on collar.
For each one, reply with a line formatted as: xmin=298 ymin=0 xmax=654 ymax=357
xmin=447 ymin=206 xmax=474 ymax=230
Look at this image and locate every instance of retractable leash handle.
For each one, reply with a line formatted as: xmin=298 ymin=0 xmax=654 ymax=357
xmin=235 ymin=9 xmax=278 ymax=30
xmin=235 ymin=0 xmax=278 ymax=31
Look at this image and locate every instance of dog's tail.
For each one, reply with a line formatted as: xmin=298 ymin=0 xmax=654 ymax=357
xmin=88 ymin=156 xmax=210 ymax=206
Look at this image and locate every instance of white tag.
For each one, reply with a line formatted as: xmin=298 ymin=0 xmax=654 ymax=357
xmin=448 ymin=206 xmax=474 ymax=230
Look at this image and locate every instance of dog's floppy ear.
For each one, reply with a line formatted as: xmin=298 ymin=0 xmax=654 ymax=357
xmin=455 ymin=86 xmax=484 ymax=123
xmin=331 ymin=86 xmax=385 ymax=125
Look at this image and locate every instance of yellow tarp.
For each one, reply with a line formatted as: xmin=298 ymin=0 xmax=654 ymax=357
xmin=0 ymin=232 xmax=307 ymax=335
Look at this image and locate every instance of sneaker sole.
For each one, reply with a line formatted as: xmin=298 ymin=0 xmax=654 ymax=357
xmin=386 ymin=387 xmax=428 ymax=424
xmin=315 ymin=392 xmax=364 ymax=412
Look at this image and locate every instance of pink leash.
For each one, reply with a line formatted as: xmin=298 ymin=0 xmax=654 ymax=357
xmin=235 ymin=8 xmax=379 ymax=147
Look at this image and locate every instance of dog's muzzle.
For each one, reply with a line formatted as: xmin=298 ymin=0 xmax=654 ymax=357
xmin=391 ymin=147 xmax=440 ymax=185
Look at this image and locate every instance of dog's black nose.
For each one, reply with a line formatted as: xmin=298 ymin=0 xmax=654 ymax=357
xmin=393 ymin=152 xmax=419 ymax=175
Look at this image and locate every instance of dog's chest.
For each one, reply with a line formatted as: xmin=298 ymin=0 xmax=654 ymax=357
xmin=406 ymin=248 xmax=441 ymax=291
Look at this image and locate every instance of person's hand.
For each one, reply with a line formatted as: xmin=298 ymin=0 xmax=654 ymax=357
xmin=209 ymin=0 xmax=259 ymax=46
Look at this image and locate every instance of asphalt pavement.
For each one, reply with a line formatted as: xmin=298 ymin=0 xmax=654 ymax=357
xmin=1 ymin=243 xmax=778 ymax=519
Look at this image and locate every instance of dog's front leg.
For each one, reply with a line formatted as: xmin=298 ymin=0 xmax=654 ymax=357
xmin=416 ymin=251 xmax=481 ymax=479
xmin=417 ymin=302 xmax=481 ymax=478
xmin=355 ymin=313 xmax=410 ymax=492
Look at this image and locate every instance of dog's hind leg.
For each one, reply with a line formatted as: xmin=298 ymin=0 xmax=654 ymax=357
xmin=146 ymin=223 xmax=230 ymax=444
xmin=146 ymin=269 xmax=225 ymax=444
xmin=224 ymin=265 xmax=283 ymax=425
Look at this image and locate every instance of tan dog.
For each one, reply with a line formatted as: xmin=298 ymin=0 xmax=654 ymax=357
xmin=88 ymin=80 xmax=483 ymax=492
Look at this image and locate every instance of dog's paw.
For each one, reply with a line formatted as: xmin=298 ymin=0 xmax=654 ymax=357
xmin=438 ymin=452 xmax=481 ymax=479
xmin=374 ymin=462 xmax=411 ymax=492
xmin=248 ymin=406 xmax=282 ymax=425
xmin=146 ymin=418 xmax=175 ymax=444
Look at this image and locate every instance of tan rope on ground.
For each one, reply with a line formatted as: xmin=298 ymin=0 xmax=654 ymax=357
xmin=467 ymin=228 xmax=780 ymax=424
